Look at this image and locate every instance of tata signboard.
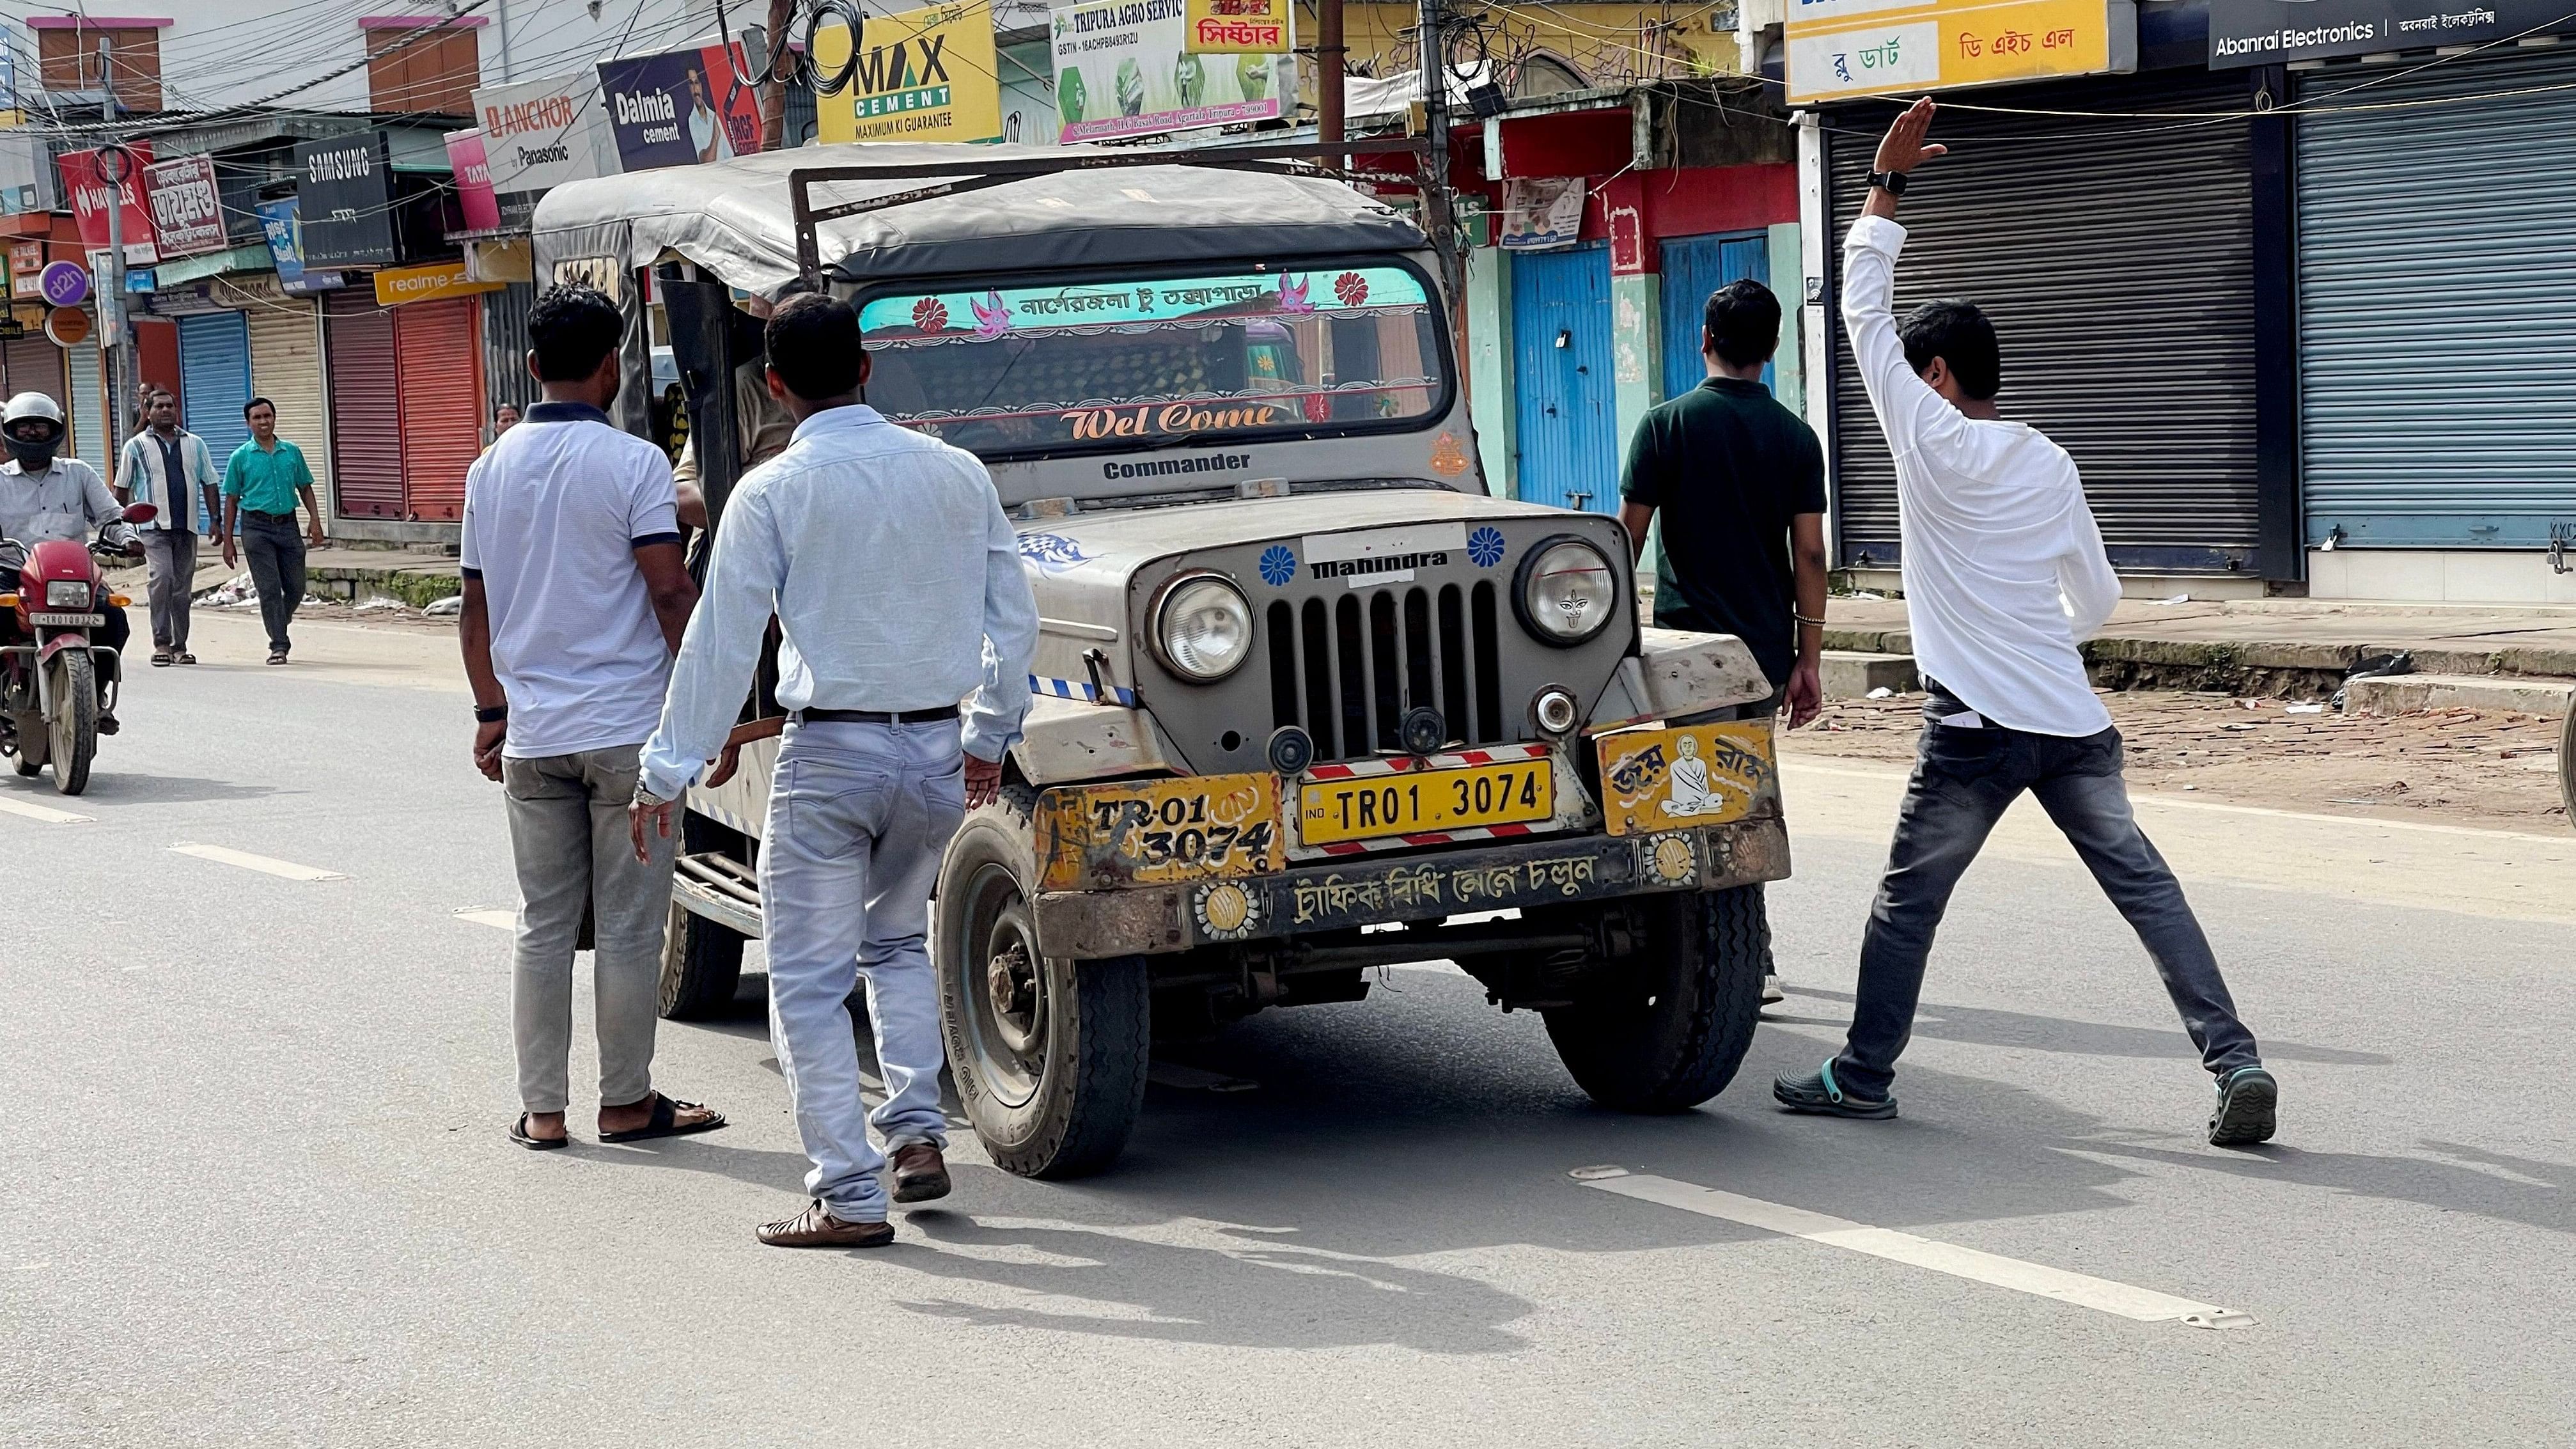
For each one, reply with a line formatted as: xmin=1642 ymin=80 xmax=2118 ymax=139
xmin=1784 ymin=0 xmax=2136 ymax=102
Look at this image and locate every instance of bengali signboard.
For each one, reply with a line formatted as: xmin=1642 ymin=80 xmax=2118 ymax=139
xmin=9 ymin=240 xmax=43 ymax=301
xmin=474 ymin=73 xmax=616 ymax=224
xmin=1784 ymin=0 xmax=2132 ymax=104
xmin=1050 ymin=0 xmax=1292 ymax=143
xmin=143 ymin=153 xmax=227 ymax=260
xmin=2206 ymin=0 xmax=2568 ymax=65
xmin=293 ymin=132 xmax=396 ymax=269
xmin=57 ymin=144 xmax=159 ymax=266
xmin=1184 ymin=0 xmax=1292 ymax=53
xmin=813 ymin=4 xmax=1004 ymax=143
xmin=596 ymin=42 xmax=762 ymax=172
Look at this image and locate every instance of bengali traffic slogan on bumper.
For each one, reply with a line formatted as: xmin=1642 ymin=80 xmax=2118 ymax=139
xmin=1038 ymin=772 xmax=1282 ymax=891
xmin=1595 ymin=721 xmax=1781 ymax=836
xmin=1273 ymin=846 xmax=1637 ymax=930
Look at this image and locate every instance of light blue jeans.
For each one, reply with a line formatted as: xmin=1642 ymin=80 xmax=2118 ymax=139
xmin=760 ymin=717 xmax=966 ymax=1223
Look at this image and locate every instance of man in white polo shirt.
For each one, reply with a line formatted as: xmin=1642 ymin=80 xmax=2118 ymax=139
xmin=1773 ymin=99 xmax=2275 ymax=1147
xmin=460 ymin=284 xmax=727 ymax=1152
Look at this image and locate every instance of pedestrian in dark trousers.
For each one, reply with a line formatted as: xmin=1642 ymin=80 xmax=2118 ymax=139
xmin=1772 ymin=100 xmax=2277 ymax=1146
xmin=459 ymin=285 xmax=725 ymax=1152
xmin=1618 ymin=278 xmax=1828 ymax=1007
xmin=111 ymin=387 xmax=221 ymax=666
xmin=219 ymin=398 xmax=326 ymax=666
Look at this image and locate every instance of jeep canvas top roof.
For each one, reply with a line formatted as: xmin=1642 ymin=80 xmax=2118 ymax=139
xmin=531 ymin=143 xmax=1426 ymax=300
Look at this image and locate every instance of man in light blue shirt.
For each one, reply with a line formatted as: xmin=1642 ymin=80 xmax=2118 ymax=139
xmin=634 ymin=292 xmax=1037 ymax=1249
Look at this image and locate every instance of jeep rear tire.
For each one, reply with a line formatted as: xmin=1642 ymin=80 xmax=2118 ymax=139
xmin=659 ymin=900 xmax=745 ymax=1020
xmin=1542 ymin=884 xmax=1769 ymax=1113
xmin=935 ymin=785 xmax=1150 ymax=1178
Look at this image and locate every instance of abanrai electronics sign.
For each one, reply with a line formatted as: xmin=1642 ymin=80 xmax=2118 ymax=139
xmin=293 ymin=132 xmax=395 ymax=269
xmin=473 ymin=72 xmax=614 ymax=221
xmin=143 ymin=153 xmax=228 ymax=260
xmin=2206 ymin=0 xmax=2571 ymax=65
xmin=57 ymin=143 xmax=159 ymax=266
xmin=596 ymin=41 xmax=762 ymax=172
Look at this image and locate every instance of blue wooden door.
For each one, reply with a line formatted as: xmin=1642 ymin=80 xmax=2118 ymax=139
xmin=178 ymin=311 xmax=253 ymax=532
xmin=1509 ymin=242 xmax=1618 ymax=513
xmin=1658 ymin=231 xmax=1774 ymax=403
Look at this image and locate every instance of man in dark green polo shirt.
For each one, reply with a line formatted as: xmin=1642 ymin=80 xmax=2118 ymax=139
xmin=221 ymin=396 xmax=327 ymax=666
xmin=1620 ymin=278 xmax=1829 ymax=1006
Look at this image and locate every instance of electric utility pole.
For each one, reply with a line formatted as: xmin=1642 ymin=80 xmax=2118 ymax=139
xmin=1416 ymin=0 xmax=1461 ymax=322
xmin=97 ymin=36 xmax=133 ymax=460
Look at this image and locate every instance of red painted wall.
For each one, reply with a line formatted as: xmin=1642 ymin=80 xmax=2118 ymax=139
xmin=136 ymin=317 xmax=178 ymax=414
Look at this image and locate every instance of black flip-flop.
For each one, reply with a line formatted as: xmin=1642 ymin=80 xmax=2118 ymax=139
xmin=598 ymin=1093 xmax=727 ymax=1144
xmin=150 ymin=652 xmax=173 ymax=667
xmin=509 ymin=1113 xmax=570 ymax=1150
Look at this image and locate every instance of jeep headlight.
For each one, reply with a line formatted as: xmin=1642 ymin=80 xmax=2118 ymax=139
xmin=1152 ymin=572 xmax=1253 ymax=682
xmin=1513 ymin=536 xmax=1616 ymax=646
xmin=45 ymin=580 xmax=90 ymax=609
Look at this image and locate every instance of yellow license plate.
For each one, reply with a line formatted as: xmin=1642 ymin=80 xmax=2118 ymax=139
xmin=1299 ymin=760 xmax=1554 ymax=846
xmin=1037 ymin=774 xmax=1281 ymax=892
xmin=1596 ymin=721 xmax=1780 ymax=836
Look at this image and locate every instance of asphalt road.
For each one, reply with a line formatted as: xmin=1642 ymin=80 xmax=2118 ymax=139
xmin=6 ymin=610 xmax=2573 ymax=1447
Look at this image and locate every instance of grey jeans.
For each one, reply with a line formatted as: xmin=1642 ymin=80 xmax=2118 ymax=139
xmin=503 ymin=743 xmax=677 ymax=1115
xmin=760 ymin=717 xmax=966 ymax=1223
xmin=1831 ymin=684 xmax=2262 ymax=1099
xmin=240 ymin=514 xmax=305 ymax=655
xmin=139 ymin=529 xmax=196 ymax=652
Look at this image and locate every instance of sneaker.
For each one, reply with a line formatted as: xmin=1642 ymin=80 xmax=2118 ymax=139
xmin=1761 ymin=974 xmax=1785 ymax=1006
xmin=1772 ymin=1061 xmax=1898 ymax=1120
xmin=2208 ymin=1065 xmax=2277 ymax=1147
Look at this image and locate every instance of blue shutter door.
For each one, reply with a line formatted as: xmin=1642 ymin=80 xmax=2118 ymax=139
xmin=178 ymin=311 xmax=254 ymax=531
xmin=1508 ymin=242 xmax=1618 ymax=513
xmin=2297 ymin=49 xmax=2576 ymax=550
xmin=1657 ymin=232 xmax=1774 ymax=404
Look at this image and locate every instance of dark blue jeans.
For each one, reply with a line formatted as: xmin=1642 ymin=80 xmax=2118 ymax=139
xmin=1831 ymin=686 xmax=2261 ymax=1099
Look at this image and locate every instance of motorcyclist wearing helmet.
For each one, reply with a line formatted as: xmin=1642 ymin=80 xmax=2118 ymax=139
xmin=2 ymin=392 xmax=136 ymax=731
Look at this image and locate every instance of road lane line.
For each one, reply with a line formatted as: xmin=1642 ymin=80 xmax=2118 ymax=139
xmin=0 ymin=795 xmax=93 ymax=824
xmin=455 ymin=909 xmax=515 ymax=930
xmin=1572 ymin=1168 xmax=2249 ymax=1328
xmin=169 ymin=843 xmax=347 ymax=882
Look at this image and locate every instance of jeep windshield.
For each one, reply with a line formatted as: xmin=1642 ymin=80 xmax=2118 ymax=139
xmin=854 ymin=258 xmax=1451 ymax=462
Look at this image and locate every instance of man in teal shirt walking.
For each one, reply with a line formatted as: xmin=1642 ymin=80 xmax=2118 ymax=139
xmin=221 ymin=396 xmax=327 ymax=665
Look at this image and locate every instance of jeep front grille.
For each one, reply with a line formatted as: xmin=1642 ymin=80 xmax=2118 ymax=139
xmin=1264 ymin=581 xmax=1506 ymax=762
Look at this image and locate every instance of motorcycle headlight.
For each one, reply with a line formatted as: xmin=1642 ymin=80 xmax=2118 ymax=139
xmin=45 ymin=580 xmax=91 ymax=609
xmin=1513 ymin=536 xmax=1618 ymax=646
xmin=1152 ymin=572 xmax=1253 ymax=682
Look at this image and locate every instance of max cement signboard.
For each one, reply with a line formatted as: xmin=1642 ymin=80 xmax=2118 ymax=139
xmin=2207 ymin=0 xmax=2573 ymax=65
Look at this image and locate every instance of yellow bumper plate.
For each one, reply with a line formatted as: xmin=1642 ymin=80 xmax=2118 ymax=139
xmin=1037 ymin=773 xmax=1281 ymax=893
xmin=1595 ymin=721 xmax=1781 ymax=836
xmin=1298 ymin=759 xmax=1554 ymax=847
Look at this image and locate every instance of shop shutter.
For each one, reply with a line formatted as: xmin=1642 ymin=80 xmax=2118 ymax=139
xmin=1509 ymin=242 xmax=1620 ymax=513
xmin=64 ymin=336 xmax=106 ymax=466
xmin=2297 ymin=49 xmax=2576 ymax=550
xmin=3 ymin=335 xmax=66 ymax=412
xmin=481 ymin=282 xmax=538 ymax=417
xmin=246 ymin=295 xmax=331 ymax=505
xmin=1658 ymin=231 xmax=1774 ymax=403
xmin=179 ymin=311 xmax=253 ymax=533
xmin=325 ymin=290 xmax=404 ymax=519
xmin=393 ymin=298 xmax=483 ymax=522
xmin=1825 ymin=73 xmax=2260 ymax=572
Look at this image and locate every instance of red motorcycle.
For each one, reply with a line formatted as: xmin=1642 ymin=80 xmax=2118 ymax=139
xmin=1 ymin=501 xmax=153 ymax=795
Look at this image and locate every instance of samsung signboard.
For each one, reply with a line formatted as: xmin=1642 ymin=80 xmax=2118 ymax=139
xmin=2208 ymin=0 xmax=2575 ymax=65
xmin=293 ymin=132 xmax=399 ymax=268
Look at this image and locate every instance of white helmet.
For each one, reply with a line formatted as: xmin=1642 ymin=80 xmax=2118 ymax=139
xmin=3 ymin=391 xmax=65 ymax=464
xmin=3 ymin=391 xmax=65 ymax=432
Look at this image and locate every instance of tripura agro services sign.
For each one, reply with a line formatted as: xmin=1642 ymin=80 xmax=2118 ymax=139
xmin=1784 ymin=0 xmax=2135 ymax=103
xmin=813 ymin=3 xmax=1004 ymax=143
xmin=1050 ymin=0 xmax=1292 ymax=143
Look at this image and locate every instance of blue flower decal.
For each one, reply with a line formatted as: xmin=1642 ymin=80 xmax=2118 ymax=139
xmin=1467 ymin=526 xmax=1508 ymax=568
xmin=1258 ymin=544 xmax=1299 ymax=587
xmin=1018 ymin=533 xmax=1095 ymax=576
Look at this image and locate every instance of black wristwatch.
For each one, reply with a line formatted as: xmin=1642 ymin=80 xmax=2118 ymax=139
xmin=475 ymin=703 xmax=509 ymax=724
xmin=1866 ymin=170 xmax=1909 ymax=196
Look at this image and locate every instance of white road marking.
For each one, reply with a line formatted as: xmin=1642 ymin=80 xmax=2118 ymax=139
xmin=455 ymin=909 xmax=516 ymax=930
xmin=0 ymin=795 xmax=93 ymax=824
xmin=1573 ymin=1168 xmax=2250 ymax=1328
xmin=168 ymin=843 xmax=347 ymax=882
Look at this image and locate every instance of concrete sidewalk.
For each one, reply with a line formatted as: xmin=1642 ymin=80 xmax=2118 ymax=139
xmin=104 ymin=544 xmax=462 ymax=608
xmin=1825 ymin=594 xmax=2576 ymax=704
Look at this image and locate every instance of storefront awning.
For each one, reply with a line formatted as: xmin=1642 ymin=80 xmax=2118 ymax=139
xmin=153 ymin=244 xmax=273 ymax=288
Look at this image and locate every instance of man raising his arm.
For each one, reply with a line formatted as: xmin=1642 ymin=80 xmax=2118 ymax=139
xmin=634 ymin=293 xmax=1038 ymax=1248
xmin=1772 ymin=99 xmax=2277 ymax=1147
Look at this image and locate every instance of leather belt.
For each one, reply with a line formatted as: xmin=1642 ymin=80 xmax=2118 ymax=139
xmin=792 ymin=707 xmax=958 ymax=726
xmin=243 ymin=509 xmax=296 ymax=522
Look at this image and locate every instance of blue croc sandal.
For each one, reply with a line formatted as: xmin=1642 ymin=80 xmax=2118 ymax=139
xmin=1772 ymin=1061 xmax=1899 ymax=1120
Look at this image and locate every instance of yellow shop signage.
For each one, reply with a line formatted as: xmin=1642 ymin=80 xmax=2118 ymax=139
xmin=374 ymin=261 xmax=504 ymax=307
xmin=1784 ymin=0 xmax=2135 ymax=103
xmin=813 ymin=3 xmax=1003 ymax=143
